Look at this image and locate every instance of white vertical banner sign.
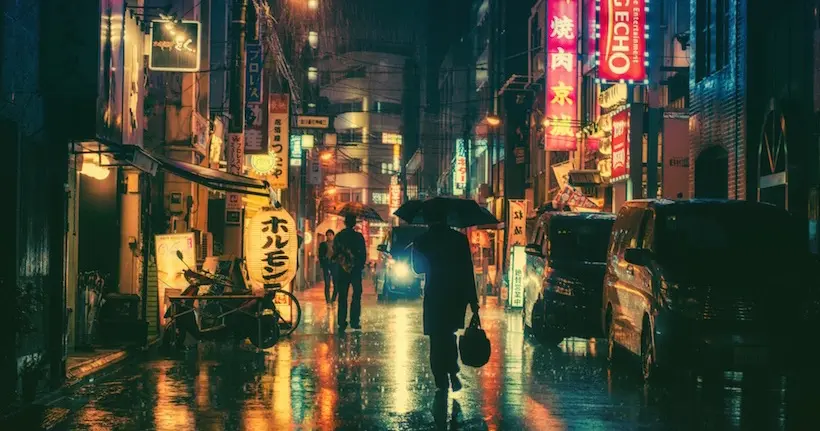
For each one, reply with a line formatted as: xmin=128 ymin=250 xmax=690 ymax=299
xmin=225 ymin=133 xmax=245 ymax=225
xmin=309 ymin=151 xmax=322 ymax=185
xmin=507 ymin=199 xmax=527 ymax=255
xmin=508 ymin=245 xmax=526 ymax=308
xmin=268 ymin=93 xmax=290 ymax=189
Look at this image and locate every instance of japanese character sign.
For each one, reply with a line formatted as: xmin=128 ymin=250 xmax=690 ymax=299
xmin=545 ymin=0 xmax=578 ymax=151
xmin=453 ymin=139 xmax=467 ymax=195
xmin=245 ymin=207 xmax=298 ymax=288
xmin=245 ymin=42 xmax=264 ymax=104
xmin=507 ymin=199 xmax=528 ymax=258
xmin=610 ymin=108 xmax=630 ymax=181
xmin=268 ymin=94 xmax=290 ymax=189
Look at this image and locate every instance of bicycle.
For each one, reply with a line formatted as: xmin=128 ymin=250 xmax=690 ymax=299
xmin=262 ymin=282 xmax=302 ymax=337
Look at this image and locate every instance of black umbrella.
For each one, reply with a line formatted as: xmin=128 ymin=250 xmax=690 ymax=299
xmin=328 ymin=202 xmax=384 ymax=222
xmin=393 ymin=197 xmax=499 ymax=228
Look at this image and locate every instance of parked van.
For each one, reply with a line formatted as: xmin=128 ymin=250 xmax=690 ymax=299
xmin=523 ymin=212 xmax=616 ymax=344
xmin=602 ymin=199 xmax=820 ymax=380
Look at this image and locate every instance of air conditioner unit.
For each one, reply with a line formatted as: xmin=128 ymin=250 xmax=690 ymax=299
xmin=195 ymin=231 xmax=214 ymax=262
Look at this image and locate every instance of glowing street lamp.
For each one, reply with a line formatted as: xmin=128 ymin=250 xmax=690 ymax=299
xmin=486 ymin=115 xmax=501 ymax=127
xmin=319 ymin=151 xmax=333 ymax=163
xmin=307 ymin=0 xmax=319 ymax=10
xmin=324 ymin=186 xmax=337 ymax=196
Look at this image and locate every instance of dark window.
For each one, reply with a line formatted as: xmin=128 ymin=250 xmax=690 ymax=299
xmin=374 ymin=101 xmax=402 ymax=115
xmin=695 ymin=0 xmax=729 ymax=81
xmin=549 ymin=219 xmax=615 ymax=263
xmin=327 ymin=100 xmax=363 ymax=116
xmin=338 ymin=128 xmax=364 ymax=144
xmin=345 ymin=66 xmax=367 ymax=79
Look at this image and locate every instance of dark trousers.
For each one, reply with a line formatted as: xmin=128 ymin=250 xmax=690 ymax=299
xmin=322 ymin=265 xmax=336 ymax=303
xmin=429 ymin=331 xmax=459 ymax=384
xmin=335 ymin=268 xmax=363 ymax=328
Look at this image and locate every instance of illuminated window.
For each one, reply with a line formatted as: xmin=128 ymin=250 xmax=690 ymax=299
xmin=382 ymin=132 xmax=402 ymax=145
xmin=372 ymin=192 xmax=389 ymax=205
xmin=381 ymin=163 xmax=394 ymax=174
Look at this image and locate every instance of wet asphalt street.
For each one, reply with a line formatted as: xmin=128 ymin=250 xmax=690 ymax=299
xmin=8 ymin=281 xmax=820 ymax=430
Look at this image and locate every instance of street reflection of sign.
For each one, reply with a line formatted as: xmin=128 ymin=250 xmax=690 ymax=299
xmin=245 ymin=208 xmax=298 ymax=288
xmin=149 ymin=20 xmax=201 ymax=72
xmin=268 ymin=94 xmax=290 ymax=189
xmin=155 ymin=233 xmax=196 ymax=326
xmin=507 ymin=200 xmax=528 ymax=258
xmin=509 ymin=245 xmax=526 ymax=308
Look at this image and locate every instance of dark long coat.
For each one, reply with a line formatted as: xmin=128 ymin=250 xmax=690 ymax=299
xmin=412 ymin=225 xmax=478 ymax=335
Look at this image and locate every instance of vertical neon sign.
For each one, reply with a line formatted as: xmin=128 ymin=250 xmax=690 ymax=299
xmin=596 ymin=0 xmax=649 ymax=83
xmin=545 ymin=0 xmax=579 ymax=151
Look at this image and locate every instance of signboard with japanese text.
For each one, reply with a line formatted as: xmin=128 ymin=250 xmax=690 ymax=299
xmin=545 ymin=0 xmax=579 ymax=151
xmin=226 ymin=133 xmax=244 ymax=174
xmin=154 ymin=233 xmax=196 ymax=326
xmin=507 ymin=200 xmax=528 ymax=250
xmin=268 ymin=94 xmax=290 ymax=189
xmin=309 ymin=151 xmax=322 ymax=185
xmin=225 ymin=192 xmax=242 ymax=225
xmin=245 ymin=104 xmax=266 ymax=154
xmin=453 ymin=139 xmax=467 ymax=195
xmin=597 ymin=0 xmax=648 ymax=83
xmin=610 ymin=108 xmax=630 ymax=181
xmin=245 ymin=42 xmax=264 ymax=104
xmin=149 ymin=20 xmax=201 ymax=72
xmin=245 ymin=208 xmax=298 ymax=288
xmin=296 ymin=116 xmax=331 ymax=129
xmin=289 ymin=135 xmax=302 ymax=166
xmin=508 ymin=245 xmax=526 ymax=308
xmin=192 ymin=112 xmax=209 ymax=155
xmin=598 ymin=83 xmax=628 ymax=110
xmin=662 ymin=116 xmax=690 ymax=199
xmin=389 ymin=176 xmax=402 ymax=218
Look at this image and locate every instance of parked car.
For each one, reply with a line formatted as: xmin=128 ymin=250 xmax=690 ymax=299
xmin=375 ymin=225 xmax=427 ymax=301
xmin=523 ymin=212 xmax=616 ymax=344
xmin=602 ymin=199 xmax=820 ymax=380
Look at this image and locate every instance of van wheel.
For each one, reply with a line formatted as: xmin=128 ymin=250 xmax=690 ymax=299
xmin=640 ymin=318 xmax=656 ymax=382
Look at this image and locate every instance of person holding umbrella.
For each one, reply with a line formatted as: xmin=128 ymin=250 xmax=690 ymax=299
xmin=332 ymin=214 xmax=367 ymax=331
xmin=410 ymin=203 xmax=480 ymax=392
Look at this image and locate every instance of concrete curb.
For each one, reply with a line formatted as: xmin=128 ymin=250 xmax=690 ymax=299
xmin=0 ymin=338 xmax=159 ymax=424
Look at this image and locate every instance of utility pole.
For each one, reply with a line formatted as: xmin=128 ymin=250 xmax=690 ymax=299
xmin=225 ymin=0 xmax=248 ymax=256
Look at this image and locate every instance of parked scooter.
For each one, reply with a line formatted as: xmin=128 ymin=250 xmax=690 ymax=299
xmin=161 ymin=251 xmax=280 ymax=350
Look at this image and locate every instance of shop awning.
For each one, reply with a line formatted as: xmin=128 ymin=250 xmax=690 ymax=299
xmin=73 ymin=141 xmax=160 ymax=175
xmin=154 ymin=154 xmax=270 ymax=197
xmin=568 ymin=170 xmax=603 ymax=186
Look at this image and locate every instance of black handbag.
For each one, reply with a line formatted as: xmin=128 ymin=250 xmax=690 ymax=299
xmin=458 ymin=313 xmax=491 ymax=368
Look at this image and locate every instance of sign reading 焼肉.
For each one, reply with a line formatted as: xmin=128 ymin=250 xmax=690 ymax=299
xmin=268 ymin=94 xmax=290 ymax=189
xmin=597 ymin=0 xmax=648 ymax=83
xmin=149 ymin=20 xmax=201 ymax=72
xmin=610 ymin=108 xmax=630 ymax=181
xmin=545 ymin=0 xmax=578 ymax=151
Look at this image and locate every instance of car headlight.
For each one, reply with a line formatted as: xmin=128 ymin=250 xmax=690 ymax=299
xmin=392 ymin=262 xmax=411 ymax=280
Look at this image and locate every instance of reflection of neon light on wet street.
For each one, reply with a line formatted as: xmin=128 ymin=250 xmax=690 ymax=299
xmin=391 ymin=307 xmax=411 ymax=414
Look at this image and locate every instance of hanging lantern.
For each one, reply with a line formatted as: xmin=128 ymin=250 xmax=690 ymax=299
xmin=245 ymin=207 xmax=298 ymax=288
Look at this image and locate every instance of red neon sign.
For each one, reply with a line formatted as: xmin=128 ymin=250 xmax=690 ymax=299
xmin=597 ymin=0 xmax=648 ymax=83
xmin=544 ymin=0 xmax=578 ymax=151
xmin=610 ymin=109 xmax=630 ymax=181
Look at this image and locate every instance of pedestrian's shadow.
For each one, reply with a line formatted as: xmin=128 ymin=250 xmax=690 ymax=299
xmin=432 ymin=391 xmax=465 ymax=430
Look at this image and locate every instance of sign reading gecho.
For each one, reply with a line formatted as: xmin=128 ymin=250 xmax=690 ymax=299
xmin=597 ymin=0 xmax=647 ymax=83
xmin=149 ymin=20 xmax=201 ymax=72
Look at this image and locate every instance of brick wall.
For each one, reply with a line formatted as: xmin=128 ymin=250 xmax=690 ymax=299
xmin=688 ymin=0 xmax=747 ymax=200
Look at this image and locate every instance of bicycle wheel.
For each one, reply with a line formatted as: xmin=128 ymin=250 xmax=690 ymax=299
xmin=270 ymin=289 xmax=302 ymax=337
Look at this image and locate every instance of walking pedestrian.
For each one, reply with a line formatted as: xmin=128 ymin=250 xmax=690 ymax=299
xmin=412 ymin=205 xmax=479 ymax=392
xmin=318 ymin=229 xmax=337 ymax=303
xmin=333 ymin=214 xmax=367 ymax=331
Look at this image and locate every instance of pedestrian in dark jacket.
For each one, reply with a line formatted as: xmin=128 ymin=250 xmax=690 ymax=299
xmin=333 ymin=214 xmax=367 ymax=331
xmin=318 ymin=229 xmax=337 ymax=303
xmin=412 ymin=205 xmax=479 ymax=392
